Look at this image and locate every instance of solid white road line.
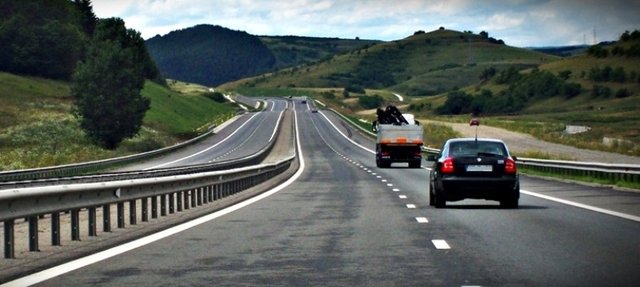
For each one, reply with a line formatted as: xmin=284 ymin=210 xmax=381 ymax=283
xmin=144 ymin=112 xmax=261 ymax=170
xmin=318 ymin=111 xmax=375 ymax=154
xmin=521 ymin=189 xmax=640 ymax=223
xmin=1 ymin=109 xmax=306 ymax=287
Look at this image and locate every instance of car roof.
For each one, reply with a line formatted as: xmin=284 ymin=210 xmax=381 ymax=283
xmin=445 ymin=138 xmax=506 ymax=144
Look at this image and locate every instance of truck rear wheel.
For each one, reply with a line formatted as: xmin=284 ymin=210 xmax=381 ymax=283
xmin=376 ymin=160 xmax=390 ymax=168
xmin=409 ymin=160 xmax=421 ymax=168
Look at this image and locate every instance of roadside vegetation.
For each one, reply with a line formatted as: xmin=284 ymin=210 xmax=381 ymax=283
xmin=0 ymin=73 xmax=235 ymax=170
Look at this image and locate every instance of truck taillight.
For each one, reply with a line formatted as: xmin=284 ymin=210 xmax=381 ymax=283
xmin=505 ymin=157 xmax=517 ymax=174
xmin=441 ymin=157 xmax=455 ymax=174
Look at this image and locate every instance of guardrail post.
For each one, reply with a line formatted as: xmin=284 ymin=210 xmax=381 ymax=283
xmin=191 ymin=189 xmax=197 ymax=208
xmin=151 ymin=196 xmax=158 ymax=219
xmin=181 ymin=191 xmax=188 ymax=210
xmin=71 ymin=209 xmax=80 ymax=241
xmin=117 ymin=203 xmax=125 ymax=228
xmin=28 ymin=216 xmax=39 ymax=252
xmin=52 ymin=212 xmax=61 ymax=245
xmin=129 ymin=200 xmax=137 ymax=225
xmin=169 ymin=193 xmax=175 ymax=214
xmin=141 ymin=197 xmax=148 ymax=222
xmin=4 ymin=219 xmax=14 ymax=259
xmin=88 ymin=207 xmax=97 ymax=236
xmin=103 ymin=204 xmax=111 ymax=232
xmin=161 ymin=195 xmax=167 ymax=216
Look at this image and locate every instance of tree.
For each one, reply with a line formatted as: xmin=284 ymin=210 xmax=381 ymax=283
xmin=71 ymin=18 xmax=150 ymax=149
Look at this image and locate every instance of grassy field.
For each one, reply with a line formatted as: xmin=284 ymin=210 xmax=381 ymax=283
xmin=0 ymin=73 xmax=235 ymax=170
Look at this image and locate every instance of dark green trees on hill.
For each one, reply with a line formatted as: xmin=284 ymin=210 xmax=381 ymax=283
xmin=72 ymin=18 xmax=150 ymax=149
xmin=146 ymin=25 xmax=276 ymax=87
xmin=0 ymin=0 xmax=92 ymax=79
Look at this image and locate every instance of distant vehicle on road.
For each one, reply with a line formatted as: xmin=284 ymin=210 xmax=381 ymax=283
xmin=428 ymin=138 xmax=519 ymax=208
xmin=372 ymin=105 xmax=423 ymax=168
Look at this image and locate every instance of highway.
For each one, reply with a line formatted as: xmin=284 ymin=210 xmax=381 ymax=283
xmin=119 ymin=99 xmax=288 ymax=171
xmin=4 ymin=98 xmax=640 ymax=286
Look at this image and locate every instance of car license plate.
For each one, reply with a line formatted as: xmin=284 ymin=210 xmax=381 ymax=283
xmin=466 ymin=165 xmax=492 ymax=172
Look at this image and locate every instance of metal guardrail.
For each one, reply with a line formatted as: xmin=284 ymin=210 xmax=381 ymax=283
xmin=0 ymin=108 xmax=293 ymax=260
xmin=0 ymin=111 xmax=281 ymax=189
xmin=0 ymin=155 xmax=295 ymax=259
xmin=516 ymin=157 xmax=640 ymax=183
xmin=0 ymin=114 xmax=237 ymax=183
xmin=326 ymin=107 xmax=640 ymax=185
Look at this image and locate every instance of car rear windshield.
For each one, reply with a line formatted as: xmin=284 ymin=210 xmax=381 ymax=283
xmin=449 ymin=141 xmax=507 ymax=157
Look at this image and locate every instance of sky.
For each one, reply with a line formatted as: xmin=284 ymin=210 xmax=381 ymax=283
xmin=91 ymin=0 xmax=640 ymax=47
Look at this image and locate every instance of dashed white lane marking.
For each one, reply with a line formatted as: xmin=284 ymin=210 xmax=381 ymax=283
xmin=381 ymin=179 xmax=387 ymax=182
xmin=406 ymin=204 xmax=416 ymax=209
xmin=376 ymin=176 xmax=382 ymax=179
xmin=432 ymin=240 xmax=451 ymax=249
xmin=386 ymin=183 xmax=393 ymax=187
xmin=392 ymin=188 xmax=400 ymax=192
xmin=399 ymin=195 xmax=407 ymax=199
xmin=416 ymin=217 xmax=429 ymax=223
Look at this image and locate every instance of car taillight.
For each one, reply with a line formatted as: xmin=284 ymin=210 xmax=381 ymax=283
xmin=441 ymin=157 xmax=455 ymax=174
xmin=505 ymin=157 xmax=517 ymax=174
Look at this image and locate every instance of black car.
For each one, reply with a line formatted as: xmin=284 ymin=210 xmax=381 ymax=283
xmin=428 ymin=138 xmax=519 ymax=208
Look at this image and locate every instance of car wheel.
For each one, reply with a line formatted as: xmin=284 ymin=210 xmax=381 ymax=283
xmin=429 ymin=183 xmax=435 ymax=206
xmin=434 ymin=186 xmax=446 ymax=208
xmin=409 ymin=160 xmax=421 ymax=168
xmin=500 ymin=198 xmax=519 ymax=209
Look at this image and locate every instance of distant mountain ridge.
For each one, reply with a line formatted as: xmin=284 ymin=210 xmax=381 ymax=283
xmin=145 ymin=24 xmax=379 ymax=87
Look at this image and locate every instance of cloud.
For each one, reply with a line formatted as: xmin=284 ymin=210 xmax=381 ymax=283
xmin=91 ymin=0 xmax=640 ymax=46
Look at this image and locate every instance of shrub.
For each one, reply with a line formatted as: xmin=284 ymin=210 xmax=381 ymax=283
xmin=203 ymin=92 xmax=225 ymax=103
xmin=358 ymin=95 xmax=384 ymax=109
xmin=564 ymin=83 xmax=582 ymax=99
xmin=592 ymin=85 xmax=612 ymax=98
xmin=615 ymin=88 xmax=632 ymax=98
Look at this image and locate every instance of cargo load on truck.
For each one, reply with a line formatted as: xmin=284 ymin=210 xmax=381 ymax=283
xmin=372 ymin=106 xmax=424 ymax=168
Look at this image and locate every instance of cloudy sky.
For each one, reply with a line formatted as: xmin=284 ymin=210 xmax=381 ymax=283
xmin=92 ymin=0 xmax=640 ymax=47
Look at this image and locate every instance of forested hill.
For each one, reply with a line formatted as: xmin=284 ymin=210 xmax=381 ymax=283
xmin=145 ymin=24 xmax=380 ymax=87
xmin=146 ymin=25 xmax=276 ymax=87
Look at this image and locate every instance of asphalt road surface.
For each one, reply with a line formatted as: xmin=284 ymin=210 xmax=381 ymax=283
xmin=6 ymin=98 xmax=639 ymax=286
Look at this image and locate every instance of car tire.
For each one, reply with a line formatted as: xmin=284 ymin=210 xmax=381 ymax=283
xmin=429 ymin=183 xmax=435 ymax=206
xmin=409 ymin=160 xmax=421 ymax=168
xmin=500 ymin=197 xmax=519 ymax=209
xmin=434 ymin=186 xmax=446 ymax=208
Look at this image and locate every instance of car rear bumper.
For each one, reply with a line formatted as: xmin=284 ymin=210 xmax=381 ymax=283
xmin=437 ymin=176 xmax=519 ymax=201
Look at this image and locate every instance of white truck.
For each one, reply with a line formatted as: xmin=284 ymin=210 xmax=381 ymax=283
xmin=372 ymin=106 xmax=424 ymax=168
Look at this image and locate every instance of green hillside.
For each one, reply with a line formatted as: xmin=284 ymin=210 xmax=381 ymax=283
xmin=0 ymin=72 xmax=234 ymax=170
xmin=226 ymin=29 xmax=558 ymax=96
xmin=260 ymin=35 xmax=380 ymax=69
xmin=145 ymin=25 xmax=379 ymax=87
xmin=225 ymin=29 xmax=640 ymax=157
